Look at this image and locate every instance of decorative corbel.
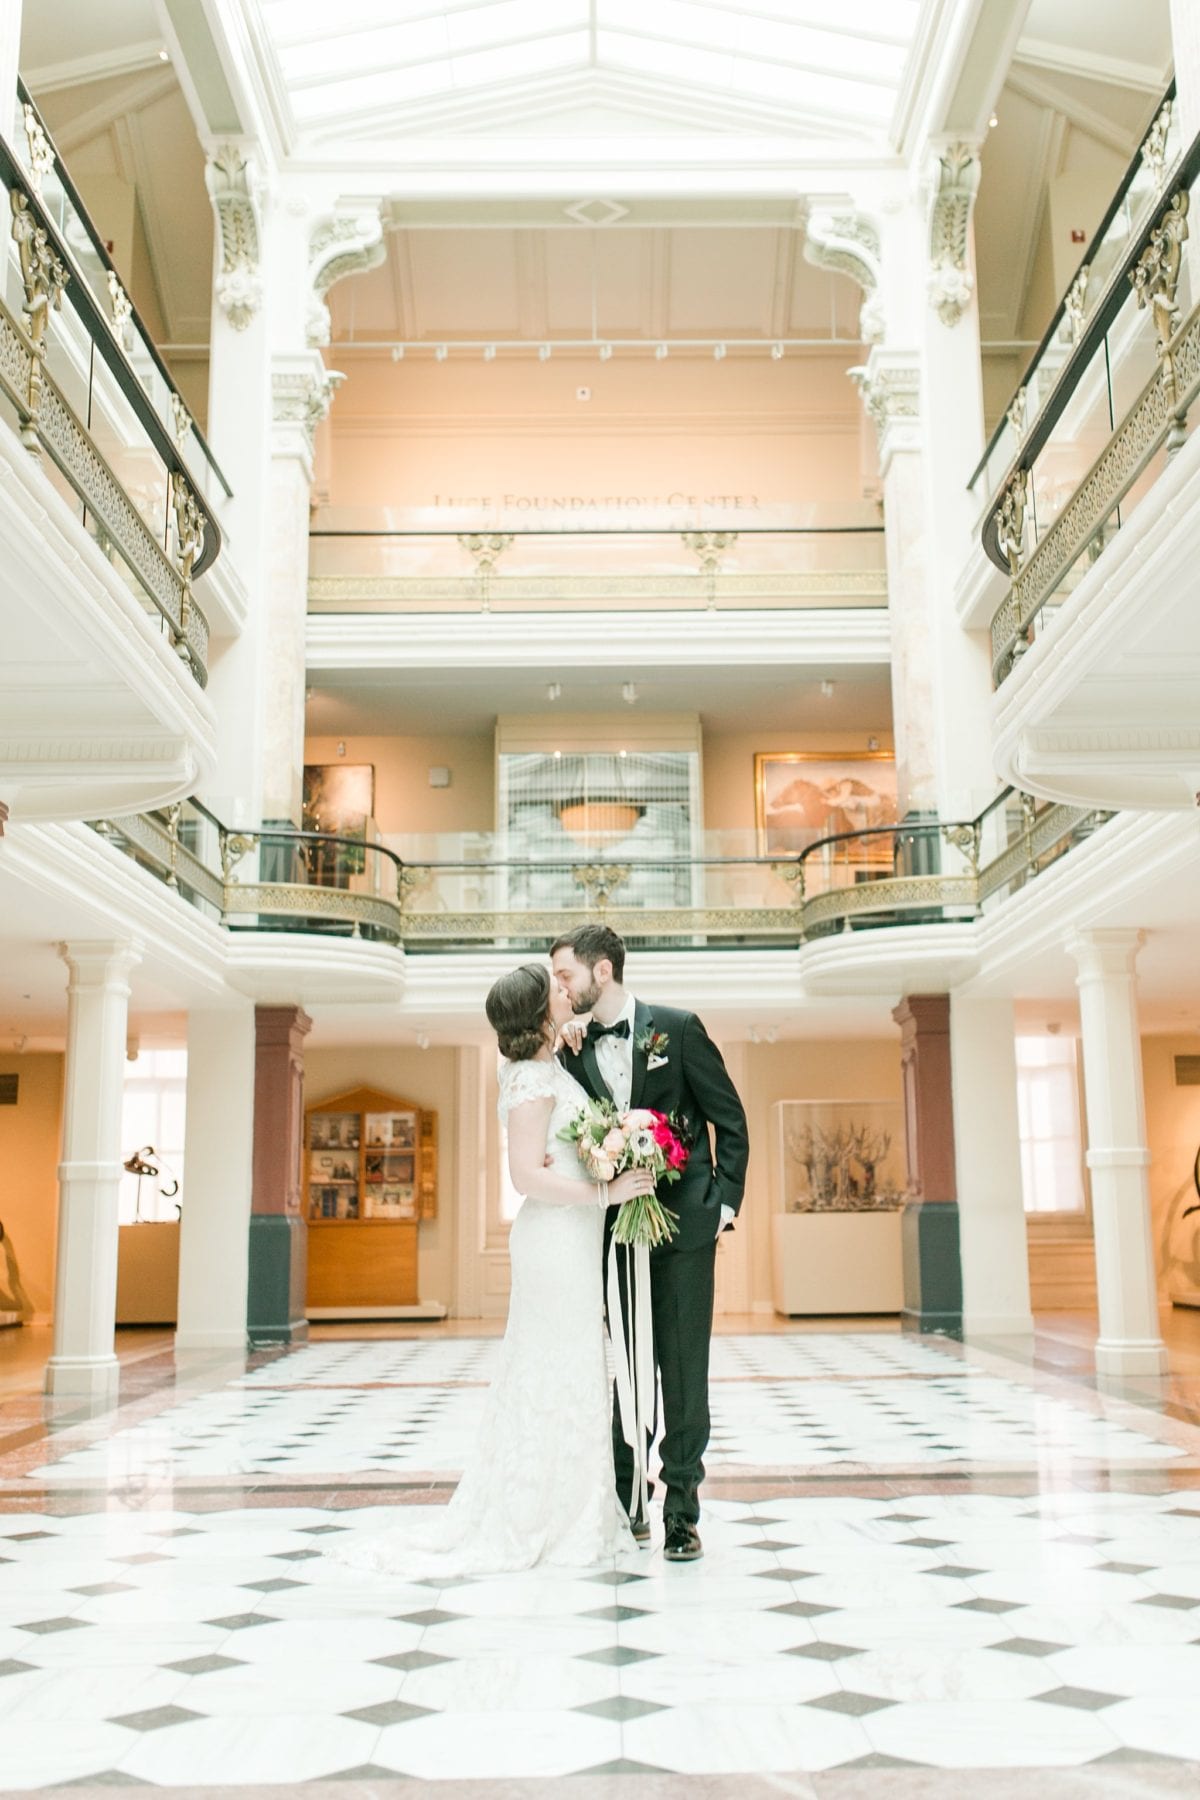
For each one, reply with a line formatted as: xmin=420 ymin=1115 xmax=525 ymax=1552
xmin=205 ymin=143 xmax=264 ymax=331
xmin=306 ymin=205 xmax=386 ymax=347
xmin=926 ymin=143 xmax=981 ymax=327
xmin=803 ymin=208 xmax=884 ymax=345
xmin=272 ymin=358 xmax=346 ymax=461
xmin=849 ymin=350 xmax=921 ymax=472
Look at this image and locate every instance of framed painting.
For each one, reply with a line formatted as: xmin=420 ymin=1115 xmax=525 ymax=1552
xmin=754 ymin=752 xmax=896 ymax=856
xmin=302 ymin=763 xmax=375 ymax=837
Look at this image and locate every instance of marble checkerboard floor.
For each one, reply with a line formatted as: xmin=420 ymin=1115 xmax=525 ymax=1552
xmin=2 ymin=1327 xmax=1200 ymax=1794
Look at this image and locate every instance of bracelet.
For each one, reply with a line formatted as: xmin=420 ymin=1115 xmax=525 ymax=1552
xmin=596 ymin=1181 xmax=605 ymax=1208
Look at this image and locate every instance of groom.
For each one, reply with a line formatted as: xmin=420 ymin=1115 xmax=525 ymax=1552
xmin=551 ymin=924 xmax=749 ymax=1562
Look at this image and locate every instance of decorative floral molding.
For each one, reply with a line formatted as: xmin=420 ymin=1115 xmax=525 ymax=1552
xmin=803 ymin=209 xmax=884 ymax=345
xmin=849 ymin=353 xmax=921 ymax=470
xmin=205 ymin=144 xmax=264 ymax=331
xmin=272 ymin=359 xmax=345 ymax=459
xmin=926 ymin=143 xmax=981 ymax=327
xmin=306 ymin=206 xmax=386 ymax=347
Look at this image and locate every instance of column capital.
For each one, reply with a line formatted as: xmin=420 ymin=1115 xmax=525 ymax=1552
xmin=205 ymin=141 xmax=268 ymax=331
xmin=306 ymin=202 xmax=386 ymax=347
xmin=1066 ymin=928 xmax=1147 ymax=980
xmin=851 ymin=345 xmax=922 ymax=473
xmin=802 ymin=205 xmax=884 ymax=344
xmin=271 ymin=350 xmax=344 ymax=470
xmin=923 ymin=139 xmax=982 ymax=328
xmin=255 ymin=1005 xmax=313 ymax=1051
xmin=58 ymin=939 xmax=143 ymax=987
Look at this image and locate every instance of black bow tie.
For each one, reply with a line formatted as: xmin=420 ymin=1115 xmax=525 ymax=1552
xmin=591 ymin=1019 xmax=630 ymax=1041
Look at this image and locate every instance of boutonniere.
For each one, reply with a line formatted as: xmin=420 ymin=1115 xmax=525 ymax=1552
xmin=637 ymin=1028 xmax=670 ymax=1069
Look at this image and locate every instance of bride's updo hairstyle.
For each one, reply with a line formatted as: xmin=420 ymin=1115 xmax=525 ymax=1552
xmin=486 ymin=962 xmax=553 ymax=1062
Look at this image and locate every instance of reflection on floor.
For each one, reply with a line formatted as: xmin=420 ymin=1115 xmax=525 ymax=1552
xmin=0 ymin=1314 xmax=1198 ymax=1795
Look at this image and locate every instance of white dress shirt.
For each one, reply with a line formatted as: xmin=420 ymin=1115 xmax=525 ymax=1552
xmin=591 ymin=996 xmax=734 ymax=1231
xmin=593 ymin=992 xmax=636 ymax=1113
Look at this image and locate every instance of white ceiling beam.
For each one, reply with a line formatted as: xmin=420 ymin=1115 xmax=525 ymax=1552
xmin=1006 ymin=69 xmax=1139 ymax=159
xmin=893 ymin=0 xmax=1031 ymax=156
xmin=1014 ymin=37 xmax=1169 ymax=97
xmin=284 ymin=21 xmax=589 ymax=97
xmin=23 ymin=39 xmax=170 ymax=95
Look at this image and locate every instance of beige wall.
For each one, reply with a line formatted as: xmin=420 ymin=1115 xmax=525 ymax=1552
xmin=0 ymin=1053 xmax=63 ymax=1319
xmin=1142 ymin=1034 xmax=1200 ymax=1303
xmin=735 ymin=1036 xmax=902 ymax=1312
xmin=327 ymin=352 xmax=865 ymax=511
xmin=305 ymin=1048 xmax=459 ymax=1310
xmin=305 ymin=734 xmax=494 ymax=836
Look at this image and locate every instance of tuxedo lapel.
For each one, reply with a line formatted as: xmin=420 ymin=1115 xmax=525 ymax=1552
xmin=579 ymin=1034 xmax=613 ymax=1103
xmin=629 ymin=999 xmax=653 ymax=1111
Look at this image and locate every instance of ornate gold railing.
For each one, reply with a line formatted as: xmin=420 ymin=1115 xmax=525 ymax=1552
xmin=984 ymin=111 xmax=1200 ymax=683
xmin=0 ymin=125 xmax=216 ymax=681
xmin=87 ymin=790 xmax=1110 ymax=952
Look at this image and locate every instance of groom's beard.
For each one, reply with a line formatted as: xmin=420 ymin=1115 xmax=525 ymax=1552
xmin=573 ymin=979 xmax=601 ymax=1014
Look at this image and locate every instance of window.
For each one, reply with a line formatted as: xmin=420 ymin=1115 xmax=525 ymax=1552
xmin=119 ymin=1049 xmax=186 ymax=1224
xmin=1016 ymin=1035 xmax=1086 ymax=1216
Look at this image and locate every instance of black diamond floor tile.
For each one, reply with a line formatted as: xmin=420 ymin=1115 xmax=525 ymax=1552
xmin=394 ymin=1608 xmax=464 ymax=1628
xmin=344 ymin=1699 xmax=436 ymax=1726
xmin=786 ymin=1641 xmax=862 ymax=1662
xmin=17 ymin=1617 xmax=91 ymax=1635
xmin=110 ymin=1704 xmax=206 ymax=1732
xmin=203 ymin=1613 xmax=277 ymax=1631
xmin=371 ymin=1649 xmax=452 ymax=1672
xmin=1036 ymin=1685 xmax=1122 ymax=1711
xmin=993 ymin=1636 xmax=1068 ymax=1656
xmin=807 ymin=1690 xmax=895 ymax=1717
xmin=581 ymin=1603 xmax=651 ymax=1623
xmin=575 ymin=1694 xmax=668 ymax=1721
xmin=576 ymin=1644 xmax=659 ymax=1667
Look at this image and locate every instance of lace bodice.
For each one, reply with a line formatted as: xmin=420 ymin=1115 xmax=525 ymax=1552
xmin=498 ymin=1057 xmax=593 ymax=1183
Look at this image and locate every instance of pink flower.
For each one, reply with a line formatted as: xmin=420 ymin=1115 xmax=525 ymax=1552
xmin=622 ymin=1109 xmax=657 ymax=1129
xmin=667 ymin=1142 xmax=687 ymax=1169
xmin=601 ymin=1128 xmax=626 ymax=1157
xmin=591 ymin=1154 xmax=616 ymax=1181
xmin=651 ymin=1120 xmax=674 ymax=1147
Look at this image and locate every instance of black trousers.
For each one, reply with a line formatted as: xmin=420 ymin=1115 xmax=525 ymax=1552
xmin=608 ymin=1238 xmax=718 ymax=1526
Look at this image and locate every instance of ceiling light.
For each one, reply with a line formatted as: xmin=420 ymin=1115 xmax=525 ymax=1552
xmin=416 ymin=1032 xmax=431 ymax=1050
xmin=771 ymin=342 xmax=784 ymax=360
xmin=599 ymin=343 xmax=613 ymax=361
xmin=553 ymin=749 xmax=562 ymax=759
xmin=434 ymin=343 xmax=448 ymax=361
xmin=483 ymin=343 xmax=496 ymax=361
xmin=867 ymin=734 xmax=879 ymax=751
xmin=538 ymin=343 xmax=552 ymax=361
xmin=390 ymin=344 xmax=404 ymax=361
xmin=989 ymin=112 xmax=999 ymax=129
xmin=546 ymin=681 xmax=561 ymax=702
xmin=654 ymin=343 xmax=668 ymax=360
xmin=619 ymin=749 xmax=627 ymax=758
xmin=158 ymin=47 xmax=170 ymax=61
xmin=622 ymin=682 xmax=637 ymax=705
xmin=713 ymin=343 xmax=726 ymax=361
xmin=819 ymin=680 xmax=835 ymax=699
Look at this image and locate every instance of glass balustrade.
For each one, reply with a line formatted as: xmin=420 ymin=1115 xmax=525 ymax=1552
xmin=11 ymin=83 xmax=231 ymax=521
xmin=307 ymin=510 xmax=886 ymax=612
xmin=976 ymin=85 xmax=1200 ymax=683
xmin=1 ymin=85 xmax=224 ymax=682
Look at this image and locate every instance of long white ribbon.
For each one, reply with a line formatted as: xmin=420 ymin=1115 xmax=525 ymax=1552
xmin=607 ymin=1233 xmax=655 ymax=1519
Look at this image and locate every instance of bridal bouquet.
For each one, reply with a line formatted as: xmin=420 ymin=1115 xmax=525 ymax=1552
xmin=560 ymin=1100 xmax=689 ymax=1247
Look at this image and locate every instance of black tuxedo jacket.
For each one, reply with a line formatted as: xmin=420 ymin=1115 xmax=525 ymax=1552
xmin=561 ymin=999 xmax=749 ymax=1255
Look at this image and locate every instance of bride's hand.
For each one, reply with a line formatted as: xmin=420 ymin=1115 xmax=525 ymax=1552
xmin=608 ymin=1167 xmax=657 ymax=1206
xmin=554 ymin=1015 xmax=590 ymax=1054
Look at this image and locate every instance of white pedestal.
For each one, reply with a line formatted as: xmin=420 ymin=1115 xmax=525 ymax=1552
xmin=772 ymin=1212 xmax=904 ymax=1315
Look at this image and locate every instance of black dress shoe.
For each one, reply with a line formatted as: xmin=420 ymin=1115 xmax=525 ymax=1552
xmin=663 ymin=1518 xmax=703 ymax=1562
xmin=629 ymin=1510 xmax=651 ymax=1543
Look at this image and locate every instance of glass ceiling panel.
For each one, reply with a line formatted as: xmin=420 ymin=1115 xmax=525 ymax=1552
xmin=259 ymin=0 xmax=924 ymax=133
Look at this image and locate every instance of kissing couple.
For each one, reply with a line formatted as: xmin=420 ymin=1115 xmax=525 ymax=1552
xmin=336 ymin=923 xmax=748 ymax=1578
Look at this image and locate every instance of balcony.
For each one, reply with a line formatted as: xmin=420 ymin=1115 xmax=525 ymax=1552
xmin=87 ymin=789 xmax=1109 ymax=982
xmin=0 ymin=87 xmax=224 ymax=823
xmin=308 ymin=511 xmax=886 ymax=616
xmin=975 ymin=86 xmax=1200 ymax=810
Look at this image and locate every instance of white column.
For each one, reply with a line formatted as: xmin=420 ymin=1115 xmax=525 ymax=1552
xmin=1169 ymin=0 xmax=1200 ymax=143
xmin=0 ymin=4 xmax=22 ymax=110
xmin=1068 ymin=929 xmax=1167 ymax=1378
xmin=175 ymin=1004 xmax=255 ymax=1351
xmin=453 ymin=1045 xmax=487 ymax=1319
xmin=950 ymin=996 xmax=1034 ymax=1337
xmin=46 ymin=940 xmax=142 ymax=1397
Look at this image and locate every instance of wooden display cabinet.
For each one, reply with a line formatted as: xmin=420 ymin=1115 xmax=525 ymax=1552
xmin=304 ymin=1085 xmax=438 ymax=1315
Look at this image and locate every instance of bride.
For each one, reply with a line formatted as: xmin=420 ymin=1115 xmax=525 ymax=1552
xmin=333 ymin=962 xmax=654 ymax=1576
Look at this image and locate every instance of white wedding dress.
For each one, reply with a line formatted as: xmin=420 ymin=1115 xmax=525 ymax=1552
xmin=332 ymin=1056 xmax=629 ymax=1577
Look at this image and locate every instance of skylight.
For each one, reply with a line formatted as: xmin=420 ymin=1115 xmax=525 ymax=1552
xmin=256 ymin=0 xmax=924 ymax=139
